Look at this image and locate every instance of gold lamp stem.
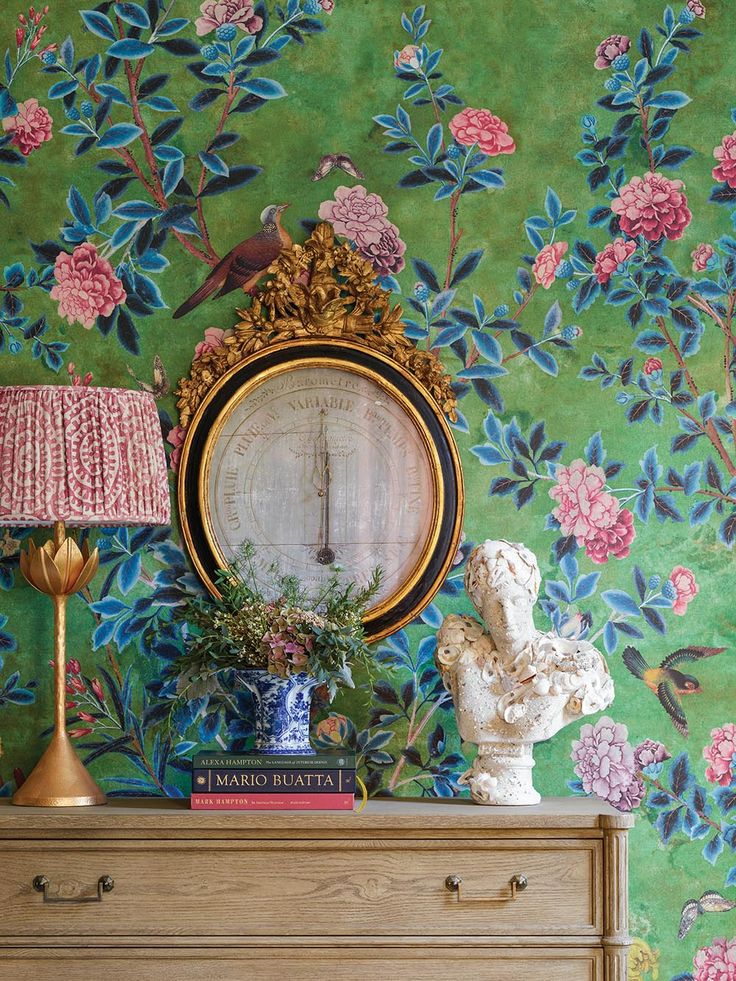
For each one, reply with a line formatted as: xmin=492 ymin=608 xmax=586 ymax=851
xmin=52 ymin=516 xmax=68 ymax=737
xmin=13 ymin=520 xmax=106 ymax=807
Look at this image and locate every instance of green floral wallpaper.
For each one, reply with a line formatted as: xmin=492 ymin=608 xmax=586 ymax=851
xmin=0 ymin=1 xmax=735 ymax=976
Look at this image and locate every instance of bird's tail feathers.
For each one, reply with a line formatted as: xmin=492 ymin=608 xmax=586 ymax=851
xmin=622 ymin=645 xmax=649 ymax=679
xmin=173 ymin=262 xmax=227 ymax=319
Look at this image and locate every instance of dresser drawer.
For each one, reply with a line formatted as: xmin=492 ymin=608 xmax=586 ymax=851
xmin=0 ymin=838 xmax=600 ymax=938
xmin=0 ymin=947 xmax=602 ymax=981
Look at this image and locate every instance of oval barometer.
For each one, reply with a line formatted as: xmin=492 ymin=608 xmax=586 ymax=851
xmin=176 ymin=223 xmax=463 ymax=642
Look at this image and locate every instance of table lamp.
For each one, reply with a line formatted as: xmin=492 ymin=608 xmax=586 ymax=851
xmin=0 ymin=386 xmax=170 ymax=807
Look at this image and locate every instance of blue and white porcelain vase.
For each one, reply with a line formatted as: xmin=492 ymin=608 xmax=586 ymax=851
xmin=238 ymin=670 xmax=319 ymax=756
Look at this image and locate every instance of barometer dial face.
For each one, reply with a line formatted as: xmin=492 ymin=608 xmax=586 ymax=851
xmin=203 ymin=363 xmax=438 ymax=609
xmin=180 ymin=341 xmax=463 ymax=641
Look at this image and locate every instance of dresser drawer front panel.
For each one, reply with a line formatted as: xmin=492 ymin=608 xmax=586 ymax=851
xmin=0 ymin=839 xmax=599 ymax=938
xmin=0 ymin=947 xmax=603 ymax=981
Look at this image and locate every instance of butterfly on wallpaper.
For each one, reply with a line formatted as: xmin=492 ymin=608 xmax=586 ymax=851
xmin=678 ymin=890 xmax=736 ymax=939
xmin=127 ymin=355 xmax=170 ymax=400
xmin=311 ymin=153 xmax=365 ymax=181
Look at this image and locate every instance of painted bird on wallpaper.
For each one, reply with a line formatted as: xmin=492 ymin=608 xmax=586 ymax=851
xmin=622 ymin=645 xmax=727 ymax=737
xmin=172 ymin=203 xmax=291 ymax=319
xmin=678 ymin=890 xmax=736 ymax=939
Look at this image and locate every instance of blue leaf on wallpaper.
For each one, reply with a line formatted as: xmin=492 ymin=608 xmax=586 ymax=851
xmin=113 ymin=3 xmax=150 ymax=28
xmin=162 ymin=157 xmax=184 ymax=196
xmin=448 ymin=408 xmax=469 ymax=433
xmin=107 ymin=39 xmax=156 ymax=60
xmin=144 ymin=96 xmax=179 ymax=112
xmin=726 ymin=867 xmax=736 ymax=887
xmin=601 ymin=590 xmax=641 ymax=617
xmin=719 ymin=511 xmax=736 ymax=547
xmin=646 ymin=90 xmax=691 ymax=110
xmin=528 ymin=345 xmax=558 ymax=376
xmin=471 ymin=330 xmax=502 ymax=364
xmin=544 ymin=301 xmax=562 ymax=334
xmin=419 ymin=604 xmax=442 ymax=628
xmin=656 ymin=806 xmax=684 ymax=844
xmin=703 ymin=833 xmax=724 ymax=865
xmin=98 ymin=124 xmax=144 ymax=149
xmin=155 ymin=18 xmax=189 ymax=37
xmin=67 ymin=186 xmax=90 ymax=226
xmin=48 ymin=79 xmax=79 ymax=99
xmin=603 ymin=620 xmax=617 ymax=655
xmin=575 ymin=573 xmax=600 ymax=600
xmin=669 ymin=753 xmax=695 ymax=796
xmin=544 ymin=186 xmax=561 ymax=223
xmin=117 ymin=553 xmax=142 ymax=595
xmin=80 ymin=10 xmax=117 ymax=41
xmin=241 ymin=77 xmax=287 ymax=99
xmin=450 ymin=250 xmax=483 ymax=286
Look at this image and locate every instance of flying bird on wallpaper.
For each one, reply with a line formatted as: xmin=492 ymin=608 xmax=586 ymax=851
xmin=311 ymin=153 xmax=365 ymax=181
xmin=622 ymin=645 xmax=727 ymax=737
xmin=678 ymin=890 xmax=736 ymax=939
xmin=172 ymin=204 xmax=291 ymax=319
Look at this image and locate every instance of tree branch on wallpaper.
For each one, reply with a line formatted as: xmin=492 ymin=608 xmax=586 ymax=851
xmin=370 ymin=5 xmax=582 ymax=434
xmin=0 ymin=0 xmax=332 ymax=359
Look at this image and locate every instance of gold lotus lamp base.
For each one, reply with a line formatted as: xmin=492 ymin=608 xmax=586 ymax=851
xmin=13 ymin=521 xmax=107 ymax=808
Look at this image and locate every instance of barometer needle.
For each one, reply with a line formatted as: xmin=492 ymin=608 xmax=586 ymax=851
xmin=315 ymin=409 xmax=335 ymax=566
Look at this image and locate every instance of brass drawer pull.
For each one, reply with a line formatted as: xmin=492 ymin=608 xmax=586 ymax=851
xmin=33 ymin=875 xmax=115 ymax=903
xmin=445 ymin=873 xmax=527 ymax=903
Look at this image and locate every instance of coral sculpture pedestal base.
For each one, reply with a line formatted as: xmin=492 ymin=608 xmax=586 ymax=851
xmin=460 ymin=742 xmax=540 ymax=806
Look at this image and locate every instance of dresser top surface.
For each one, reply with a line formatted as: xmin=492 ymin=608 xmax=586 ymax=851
xmin=0 ymin=796 xmax=633 ymax=830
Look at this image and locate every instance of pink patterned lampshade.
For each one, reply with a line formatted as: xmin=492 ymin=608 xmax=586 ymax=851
xmin=0 ymin=386 xmax=170 ymax=527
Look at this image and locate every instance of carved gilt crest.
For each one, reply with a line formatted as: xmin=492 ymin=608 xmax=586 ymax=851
xmin=175 ymin=222 xmax=457 ymax=429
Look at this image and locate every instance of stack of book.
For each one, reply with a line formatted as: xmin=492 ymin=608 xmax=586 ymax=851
xmin=190 ymin=751 xmax=357 ymax=810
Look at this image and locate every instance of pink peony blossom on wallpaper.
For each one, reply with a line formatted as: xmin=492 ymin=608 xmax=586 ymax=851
xmin=691 ymin=242 xmax=715 ymax=271
xmin=550 ymin=460 xmax=619 ymax=540
xmin=318 ymin=185 xmax=389 ymax=245
xmin=357 ymin=221 xmax=407 ymax=276
xmin=611 ymin=172 xmax=691 ymax=242
xmin=2 ymin=98 xmax=52 ymax=156
xmin=571 ymin=716 xmax=644 ymax=811
xmin=594 ymin=34 xmax=630 ymax=69
xmin=394 ymin=44 xmax=421 ymax=70
xmin=449 ymin=107 xmax=516 ymax=156
xmin=194 ymin=326 xmax=233 ymax=360
xmin=50 ymin=243 xmax=126 ymax=329
xmin=633 ymin=739 xmax=670 ymax=770
xmin=582 ymin=507 xmax=635 ymax=564
xmin=550 ymin=460 xmax=636 ymax=563
xmin=319 ymin=185 xmax=406 ymax=276
xmin=593 ymin=237 xmax=637 ymax=285
xmin=688 ymin=0 xmax=706 ymax=17
xmin=532 ymin=241 xmax=567 ymax=288
xmin=669 ymin=565 xmax=699 ymax=615
xmin=693 ymin=937 xmax=736 ymax=981
xmin=320 ymin=0 xmax=334 ymax=12
xmin=195 ymin=0 xmax=262 ymax=35
xmin=703 ymin=723 xmax=736 ymax=786
xmin=712 ymin=131 xmax=736 ymax=189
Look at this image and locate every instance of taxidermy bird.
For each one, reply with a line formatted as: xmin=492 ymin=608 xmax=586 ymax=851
xmin=311 ymin=153 xmax=365 ymax=181
xmin=678 ymin=890 xmax=736 ymax=939
xmin=622 ymin=645 xmax=726 ymax=737
xmin=172 ymin=203 xmax=291 ymax=319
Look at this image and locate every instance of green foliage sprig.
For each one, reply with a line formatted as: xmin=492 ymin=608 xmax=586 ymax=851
xmin=175 ymin=544 xmax=382 ymax=701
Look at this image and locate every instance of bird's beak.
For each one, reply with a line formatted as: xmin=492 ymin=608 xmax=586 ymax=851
xmin=277 ymin=203 xmax=291 ymax=213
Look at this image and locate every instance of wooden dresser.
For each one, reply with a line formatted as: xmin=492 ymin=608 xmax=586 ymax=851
xmin=0 ymin=797 xmax=632 ymax=980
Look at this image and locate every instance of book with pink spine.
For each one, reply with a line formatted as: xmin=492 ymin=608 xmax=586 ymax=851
xmin=190 ymin=792 xmax=355 ymax=811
